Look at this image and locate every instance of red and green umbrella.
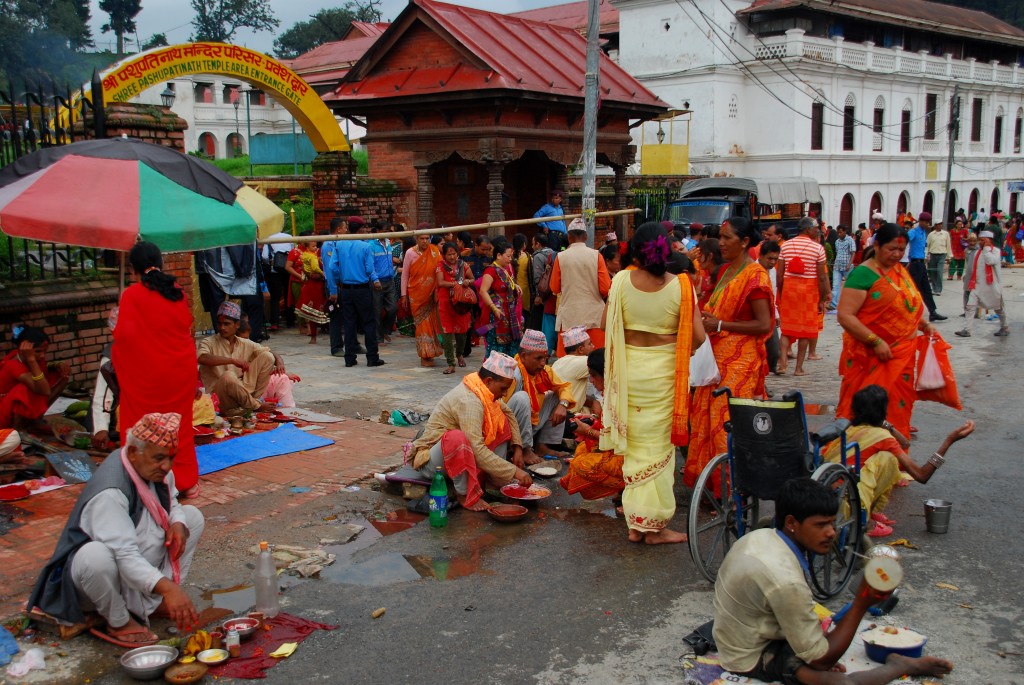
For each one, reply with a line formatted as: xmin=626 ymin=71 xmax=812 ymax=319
xmin=0 ymin=137 xmax=284 ymax=252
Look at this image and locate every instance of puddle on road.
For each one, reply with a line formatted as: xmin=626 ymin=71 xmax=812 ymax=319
xmin=201 ymin=583 xmax=255 ymax=614
xmin=370 ymin=509 xmax=426 ymax=536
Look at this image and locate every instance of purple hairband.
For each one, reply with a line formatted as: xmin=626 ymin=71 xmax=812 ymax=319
xmin=640 ymin=234 xmax=671 ymax=265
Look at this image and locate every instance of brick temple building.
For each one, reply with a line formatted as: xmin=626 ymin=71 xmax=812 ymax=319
xmin=323 ymin=0 xmax=666 ymax=235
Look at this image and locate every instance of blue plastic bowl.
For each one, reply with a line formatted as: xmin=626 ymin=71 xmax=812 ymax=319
xmin=861 ymin=628 xmax=928 ymax=663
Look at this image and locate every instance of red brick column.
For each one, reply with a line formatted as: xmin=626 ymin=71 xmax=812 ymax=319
xmin=312 ymin=151 xmax=359 ymax=234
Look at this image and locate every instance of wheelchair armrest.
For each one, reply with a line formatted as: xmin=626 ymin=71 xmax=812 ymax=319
xmin=781 ymin=391 xmax=802 ymax=403
xmin=712 ymin=386 xmax=732 ymax=398
xmin=812 ymin=419 xmax=851 ymax=446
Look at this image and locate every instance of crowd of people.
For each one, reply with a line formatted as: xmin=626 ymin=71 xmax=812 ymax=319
xmin=5 ymin=200 xmax=1008 ymax=679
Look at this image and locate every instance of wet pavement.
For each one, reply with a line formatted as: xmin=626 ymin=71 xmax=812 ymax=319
xmin=4 ymin=272 xmax=1024 ymax=684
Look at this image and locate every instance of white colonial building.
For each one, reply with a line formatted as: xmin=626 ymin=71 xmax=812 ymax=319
xmin=614 ymin=0 xmax=1024 ymax=226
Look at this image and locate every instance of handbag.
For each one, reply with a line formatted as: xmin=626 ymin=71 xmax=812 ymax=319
xmin=689 ymin=337 xmax=722 ymax=387
xmin=272 ymin=249 xmax=289 ymax=272
xmin=450 ymin=261 xmax=477 ymax=312
xmin=681 ymin=620 xmax=717 ymax=657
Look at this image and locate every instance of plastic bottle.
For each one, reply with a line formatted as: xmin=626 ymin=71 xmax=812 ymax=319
xmin=428 ymin=467 xmax=448 ymax=528
xmin=254 ymin=541 xmax=280 ymax=618
xmin=225 ymin=629 xmax=241 ymax=658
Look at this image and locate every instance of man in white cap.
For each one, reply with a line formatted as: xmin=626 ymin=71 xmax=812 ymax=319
xmin=504 ymin=329 xmax=575 ymax=462
xmin=197 ymin=300 xmax=286 ymax=415
xmin=404 ymin=352 xmax=533 ymax=511
xmin=30 ymin=413 xmax=204 ymax=645
xmin=551 ymin=325 xmax=597 ymax=413
xmin=956 ymin=230 xmax=1008 ymax=337
xmin=549 ymin=218 xmax=611 ymax=356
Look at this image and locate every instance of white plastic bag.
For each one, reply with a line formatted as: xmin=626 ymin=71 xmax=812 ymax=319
xmin=689 ymin=338 xmax=722 ymax=387
xmin=6 ymin=648 xmax=45 ymax=677
xmin=916 ymin=337 xmax=946 ymax=391
xmin=263 ymin=373 xmax=296 ymax=408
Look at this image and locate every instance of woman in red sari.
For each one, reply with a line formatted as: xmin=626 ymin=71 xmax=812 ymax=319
xmin=401 ymin=233 xmax=444 ymax=367
xmin=0 ymin=327 xmax=69 ymax=428
xmin=434 ymin=242 xmax=474 ymax=374
xmin=686 ymin=218 xmax=774 ymax=491
xmin=113 ymin=242 xmax=200 ymax=497
xmin=836 ymin=223 xmax=935 ymax=436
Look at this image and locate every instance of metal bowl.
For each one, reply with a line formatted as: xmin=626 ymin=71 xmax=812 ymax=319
xmin=487 ymin=503 xmax=529 ymax=523
xmin=196 ymin=648 xmax=229 ymax=666
xmin=222 ymin=617 xmax=259 ymax=641
xmin=120 ymin=645 xmax=178 ymax=680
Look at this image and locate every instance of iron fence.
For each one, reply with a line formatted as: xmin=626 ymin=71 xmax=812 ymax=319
xmin=1 ymin=72 xmax=106 ymax=283
xmin=633 ymin=186 xmax=670 ymax=224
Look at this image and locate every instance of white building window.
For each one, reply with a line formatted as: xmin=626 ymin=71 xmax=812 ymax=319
xmin=872 ymin=96 xmax=885 ymax=152
xmin=900 ymin=99 xmax=912 ymax=153
xmin=843 ymin=94 xmax=856 ymax=151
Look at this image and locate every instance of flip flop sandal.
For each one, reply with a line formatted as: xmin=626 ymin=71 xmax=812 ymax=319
xmin=90 ymin=626 xmax=159 ymax=648
xmin=867 ymin=521 xmax=894 ymax=538
xmin=443 ymin=366 xmax=456 ymax=374
xmin=871 ymin=512 xmax=897 ymax=526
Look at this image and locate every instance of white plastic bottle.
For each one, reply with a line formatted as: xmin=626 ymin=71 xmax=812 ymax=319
xmin=254 ymin=541 xmax=280 ymax=618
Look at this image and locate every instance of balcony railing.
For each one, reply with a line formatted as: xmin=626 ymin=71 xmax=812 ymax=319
xmin=752 ymin=31 xmax=1023 ymax=86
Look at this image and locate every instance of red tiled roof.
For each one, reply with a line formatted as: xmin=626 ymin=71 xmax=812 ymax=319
xmin=740 ymin=0 xmax=1024 ymax=47
xmin=509 ymin=0 xmax=619 ymax=35
xmin=343 ymin=21 xmax=391 ymax=40
xmin=330 ymin=0 xmax=663 ymax=112
xmin=290 ymin=35 xmax=378 ymax=75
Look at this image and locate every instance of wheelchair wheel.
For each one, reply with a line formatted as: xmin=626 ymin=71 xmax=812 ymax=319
xmin=687 ymin=453 xmax=759 ymax=583
xmin=809 ymin=462 xmax=862 ymax=600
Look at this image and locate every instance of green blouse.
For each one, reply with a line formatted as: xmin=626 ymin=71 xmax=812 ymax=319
xmin=843 ymin=264 xmax=881 ymax=291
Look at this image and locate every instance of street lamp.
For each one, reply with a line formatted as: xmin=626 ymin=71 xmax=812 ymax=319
xmin=656 ymin=121 xmax=665 ymax=144
xmin=233 ymin=95 xmax=240 ymax=157
xmin=160 ymin=85 xmax=175 ymax=108
xmin=240 ymin=85 xmax=253 ymax=175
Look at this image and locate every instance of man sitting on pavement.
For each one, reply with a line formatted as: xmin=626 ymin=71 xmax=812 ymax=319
xmin=197 ymin=301 xmax=285 ymax=415
xmin=400 ymin=352 xmax=533 ymax=511
xmin=713 ymin=478 xmax=953 ymax=684
xmin=550 ymin=326 xmax=598 ymax=414
xmin=503 ymin=329 xmax=574 ymax=463
xmin=30 ymin=413 xmax=204 ymax=646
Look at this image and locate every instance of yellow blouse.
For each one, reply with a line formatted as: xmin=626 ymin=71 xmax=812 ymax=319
xmin=514 ymin=253 xmax=532 ymax=301
xmin=621 ymin=273 xmax=681 ymax=335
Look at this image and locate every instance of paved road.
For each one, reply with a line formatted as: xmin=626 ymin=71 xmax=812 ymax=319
xmin=23 ymin=270 xmax=1024 ymax=684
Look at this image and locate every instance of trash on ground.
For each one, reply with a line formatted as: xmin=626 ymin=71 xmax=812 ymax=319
xmin=269 ymin=642 xmax=298 ymax=658
xmin=371 ymin=608 xmax=386 ymax=619
xmin=5 ymin=647 xmax=44 ymax=677
xmin=935 ymin=582 xmax=960 ymax=591
xmin=886 ymin=538 xmax=919 ymax=550
xmin=247 ymin=544 xmax=337 ymax=578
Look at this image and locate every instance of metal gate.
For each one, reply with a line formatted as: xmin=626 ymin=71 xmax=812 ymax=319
xmin=1 ymin=73 xmax=107 ymax=282
xmin=633 ymin=186 xmax=670 ymax=224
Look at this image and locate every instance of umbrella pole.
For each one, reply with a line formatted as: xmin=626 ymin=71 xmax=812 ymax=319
xmin=119 ymin=251 xmax=126 ymax=295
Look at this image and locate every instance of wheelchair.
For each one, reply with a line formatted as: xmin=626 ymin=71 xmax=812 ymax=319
xmin=686 ymin=388 xmax=864 ymax=600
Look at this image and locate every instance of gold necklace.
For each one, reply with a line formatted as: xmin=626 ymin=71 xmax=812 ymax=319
xmin=872 ymin=259 xmax=917 ymax=313
xmin=707 ymin=259 xmax=749 ymax=310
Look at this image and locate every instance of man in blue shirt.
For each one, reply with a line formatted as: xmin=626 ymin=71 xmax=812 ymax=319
xmin=905 ymin=213 xmax=946 ymax=322
xmin=322 ymin=216 xmax=356 ymax=358
xmin=370 ymin=223 xmax=399 ymax=343
xmin=326 ymin=218 xmax=385 ymax=368
xmin=534 ymin=189 xmax=567 ymax=245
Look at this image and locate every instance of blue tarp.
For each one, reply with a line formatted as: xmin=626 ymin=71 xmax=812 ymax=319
xmin=196 ymin=423 xmax=334 ymax=475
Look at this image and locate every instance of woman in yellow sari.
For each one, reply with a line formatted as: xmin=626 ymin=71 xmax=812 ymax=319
xmin=836 ymin=223 xmax=935 ymax=435
xmin=686 ymin=217 xmax=774 ymax=492
xmin=401 ymin=233 xmax=444 ymax=367
xmin=601 ymin=222 xmax=706 ymax=544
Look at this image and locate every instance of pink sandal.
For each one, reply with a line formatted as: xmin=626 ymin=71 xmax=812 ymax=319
xmin=871 ymin=512 xmax=897 ymax=526
xmin=867 ymin=521 xmax=894 ymax=538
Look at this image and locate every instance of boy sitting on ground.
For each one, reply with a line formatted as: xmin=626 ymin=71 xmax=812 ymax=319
xmin=713 ymin=478 xmax=953 ymax=684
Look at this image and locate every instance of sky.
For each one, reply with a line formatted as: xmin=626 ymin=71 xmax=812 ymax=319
xmin=87 ymin=0 xmax=566 ymax=55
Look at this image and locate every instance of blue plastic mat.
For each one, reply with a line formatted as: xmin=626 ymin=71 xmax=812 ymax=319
xmin=197 ymin=423 xmax=334 ymax=475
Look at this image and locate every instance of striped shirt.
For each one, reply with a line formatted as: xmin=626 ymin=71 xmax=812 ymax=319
xmin=779 ymin=236 xmax=826 ymax=279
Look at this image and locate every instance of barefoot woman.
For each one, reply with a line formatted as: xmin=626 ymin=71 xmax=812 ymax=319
xmin=601 ymin=222 xmax=706 ymax=544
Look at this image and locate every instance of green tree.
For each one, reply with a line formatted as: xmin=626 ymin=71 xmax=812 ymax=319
xmin=273 ymin=2 xmax=383 ymax=59
xmin=0 ymin=0 xmax=93 ymax=89
xmin=190 ymin=0 xmax=280 ymax=43
xmin=99 ymin=0 xmax=142 ymax=57
xmin=142 ymin=33 xmax=169 ymax=50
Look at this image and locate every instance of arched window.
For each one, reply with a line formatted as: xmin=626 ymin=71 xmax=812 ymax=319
xmin=922 ymin=190 xmax=934 ymax=217
xmin=869 ymin=191 xmax=883 ymax=219
xmin=900 ymin=99 xmax=912 ymax=152
xmin=843 ymin=94 xmax=856 ymax=151
xmin=1015 ymin=108 xmax=1023 ymax=153
xmin=810 ymin=90 xmax=825 ymax=151
xmin=839 ymin=193 xmax=854 ymax=228
xmin=994 ymin=106 xmax=1005 ymax=154
xmin=897 ymin=191 xmax=909 ymax=216
xmin=198 ymin=132 xmax=217 ymax=158
xmin=872 ymin=95 xmax=885 ymax=151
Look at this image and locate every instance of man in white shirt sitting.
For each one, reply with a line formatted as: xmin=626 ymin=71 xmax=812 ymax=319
xmin=30 ymin=413 xmax=204 ymax=646
xmin=713 ymin=478 xmax=952 ymax=684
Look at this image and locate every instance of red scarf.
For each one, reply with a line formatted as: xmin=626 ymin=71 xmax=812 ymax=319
xmin=967 ymin=247 xmax=995 ymax=291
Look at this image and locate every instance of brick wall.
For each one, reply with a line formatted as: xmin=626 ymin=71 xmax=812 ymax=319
xmin=0 ymin=281 xmax=119 ymax=389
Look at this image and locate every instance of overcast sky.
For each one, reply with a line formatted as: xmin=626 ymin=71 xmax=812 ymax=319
xmin=87 ymin=0 xmax=565 ymax=55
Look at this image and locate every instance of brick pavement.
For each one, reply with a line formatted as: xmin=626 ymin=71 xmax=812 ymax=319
xmin=0 ymin=329 xmax=459 ymax=622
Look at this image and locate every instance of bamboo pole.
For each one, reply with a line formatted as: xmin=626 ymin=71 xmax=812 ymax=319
xmin=260 ymin=208 xmax=641 ymax=244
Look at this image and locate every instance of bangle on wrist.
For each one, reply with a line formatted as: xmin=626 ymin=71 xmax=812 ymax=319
xmin=866 ymin=333 xmax=881 ymax=347
xmin=928 ymin=452 xmax=946 ymax=468
xmin=31 ymin=372 xmax=44 ymax=381
xmin=717 ymin=320 xmax=723 ymax=333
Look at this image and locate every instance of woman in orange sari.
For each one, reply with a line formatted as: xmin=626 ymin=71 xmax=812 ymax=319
xmin=401 ymin=233 xmax=444 ymax=367
xmin=836 ymin=223 xmax=936 ymax=435
xmin=685 ymin=217 xmax=774 ymax=492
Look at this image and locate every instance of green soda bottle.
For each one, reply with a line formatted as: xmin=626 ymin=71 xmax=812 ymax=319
xmin=428 ymin=466 xmax=448 ymax=528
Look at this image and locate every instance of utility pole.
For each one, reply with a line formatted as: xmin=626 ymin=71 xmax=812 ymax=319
xmin=942 ymin=84 xmax=960 ymax=225
xmin=581 ymin=0 xmax=600 ymax=247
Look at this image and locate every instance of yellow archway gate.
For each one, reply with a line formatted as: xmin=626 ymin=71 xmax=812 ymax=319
xmin=85 ymin=42 xmax=349 ymax=152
